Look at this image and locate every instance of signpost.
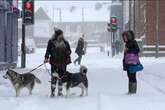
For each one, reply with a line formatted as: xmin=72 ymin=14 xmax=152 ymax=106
xmin=110 ymin=16 xmax=118 ymax=57
xmin=107 ymin=16 xmax=118 ymax=57
xmin=21 ymin=0 xmax=34 ymax=68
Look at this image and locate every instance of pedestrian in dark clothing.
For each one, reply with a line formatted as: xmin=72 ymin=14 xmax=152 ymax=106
xmin=122 ymin=30 xmax=140 ymax=95
xmin=44 ymin=29 xmax=71 ymax=97
xmin=74 ymin=34 xmax=85 ymax=65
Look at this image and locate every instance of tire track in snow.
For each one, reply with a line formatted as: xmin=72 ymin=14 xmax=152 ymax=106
xmin=138 ymin=73 xmax=165 ymax=95
xmin=144 ymin=72 xmax=165 ymax=80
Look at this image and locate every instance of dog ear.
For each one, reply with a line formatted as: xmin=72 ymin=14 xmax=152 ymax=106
xmin=7 ymin=68 xmax=11 ymax=72
xmin=80 ymin=65 xmax=86 ymax=71
xmin=83 ymin=68 xmax=87 ymax=74
xmin=8 ymin=68 xmax=14 ymax=71
xmin=13 ymin=72 xmax=18 ymax=78
xmin=80 ymin=66 xmax=87 ymax=75
xmin=8 ymin=69 xmax=15 ymax=74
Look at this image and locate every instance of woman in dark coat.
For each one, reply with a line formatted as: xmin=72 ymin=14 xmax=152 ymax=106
xmin=44 ymin=29 xmax=71 ymax=97
xmin=122 ymin=30 xmax=140 ymax=94
xmin=74 ymin=34 xmax=85 ymax=65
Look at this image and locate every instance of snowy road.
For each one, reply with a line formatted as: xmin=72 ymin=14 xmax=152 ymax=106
xmin=0 ymin=48 xmax=165 ymax=110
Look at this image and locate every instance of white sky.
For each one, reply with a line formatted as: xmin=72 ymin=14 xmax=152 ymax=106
xmin=20 ymin=0 xmax=111 ymax=22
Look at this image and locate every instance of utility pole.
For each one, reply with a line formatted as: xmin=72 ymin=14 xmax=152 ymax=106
xmin=53 ymin=6 xmax=55 ymax=25
xmin=111 ymin=32 xmax=116 ymax=57
xmin=133 ymin=0 xmax=136 ymax=32
xmin=110 ymin=17 xmax=118 ymax=57
xmin=21 ymin=2 xmax=26 ymax=68
xmin=21 ymin=24 xmax=26 ymax=68
xmin=82 ymin=7 xmax=84 ymax=33
xmin=129 ymin=0 xmax=131 ymax=30
xmin=108 ymin=3 xmax=111 ymax=56
xmin=52 ymin=7 xmax=62 ymax=23
xmin=59 ymin=8 xmax=62 ymax=22
xmin=155 ymin=0 xmax=160 ymax=58
xmin=21 ymin=0 xmax=34 ymax=68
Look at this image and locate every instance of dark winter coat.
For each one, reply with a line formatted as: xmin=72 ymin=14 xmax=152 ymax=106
xmin=45 ymin=38 xmax=71 ymax=66
xmin=123 ymin=31 xmax=140 ymax=71
xmin=75 ymin=37 xmax=85 ymax=56
xmin=125 ymin=40 xmax=140 ymax=54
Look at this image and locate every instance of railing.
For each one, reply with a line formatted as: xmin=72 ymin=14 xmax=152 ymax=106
xmin=142 ymin=45 xmax=165 ymax=57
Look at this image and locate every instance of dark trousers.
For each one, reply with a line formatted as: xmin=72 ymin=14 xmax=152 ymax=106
xmin=127 ymin=71 xmax=137 ymax=83
xmin=51 ymin=64 xmax=66 ymax=96
xmin=74 ymin=55 xmax=82 ymax=65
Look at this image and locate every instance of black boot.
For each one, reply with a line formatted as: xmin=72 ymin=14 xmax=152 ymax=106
xmin=131 ymin=82 xmax=137 ymax=94
xmin=50 ymin=84 xmax=55 ymax=97
xmin=128 ymin=82 xmax=137 ymax=95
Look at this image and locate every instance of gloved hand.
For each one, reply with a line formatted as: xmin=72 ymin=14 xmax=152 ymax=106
xmin=44 ymin=58 xmax=49 ymax=63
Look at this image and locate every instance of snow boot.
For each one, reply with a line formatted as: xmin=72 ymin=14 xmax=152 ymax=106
xmin=50 ymin=81 xmax=56 ymax=97
xmin=50 ymin=93 xmax=55 ymax=97
xmin=57 ymin=80 xmax=63 ymax=96
xmin=128 ymin=82 xmax=137 ymax=95
xmin=132 ymin=82 xmax=137 ymax=94
xmin=50 ymin=87 xmax=55 ymax=97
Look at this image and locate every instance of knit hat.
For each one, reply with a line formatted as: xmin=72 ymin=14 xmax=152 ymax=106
xmin=55 ymin=29 xmax=63 ymax=37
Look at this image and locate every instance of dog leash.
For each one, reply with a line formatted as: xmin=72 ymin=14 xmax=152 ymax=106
xmin=44 ymin=63 xmax=59 ymax=83
xmin=44 ymin=63 xmax=51 ymax=76
xmin=44 ymin=63 xmax=65 ymax=80
xmin=27 ymin=63 xmax=45 ymax=73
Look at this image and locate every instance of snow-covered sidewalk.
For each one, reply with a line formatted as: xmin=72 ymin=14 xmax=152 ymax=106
xmin=0 ymin=48 xmax=165 ymax=110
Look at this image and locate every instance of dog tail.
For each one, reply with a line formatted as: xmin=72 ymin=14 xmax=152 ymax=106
xmin=35 ymin=77 xmax=41 ymax=84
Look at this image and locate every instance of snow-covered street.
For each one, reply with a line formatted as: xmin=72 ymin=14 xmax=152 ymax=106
xmin=0 ymin=48 xmax=165 ymax=110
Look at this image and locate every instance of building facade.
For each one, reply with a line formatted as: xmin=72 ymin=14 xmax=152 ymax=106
xmin=123 ymin=0 xmax=165 ymax=56
xmin=126 ymin=0 xmax=165 ymax=45
xmin=0 ymin=0 xmax=19 ymax=69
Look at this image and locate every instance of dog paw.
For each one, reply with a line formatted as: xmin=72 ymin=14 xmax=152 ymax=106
xmin=50 ymin=94 xmax=55 ymax=98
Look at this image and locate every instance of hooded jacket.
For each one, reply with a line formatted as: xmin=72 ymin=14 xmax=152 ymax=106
xmin=125 ymin=31 xmax=140 ymax=54
xmin=123 ymin=31 xmax=140 ymax=71
xmin=45 ymin=30 xmax=71 ymax=66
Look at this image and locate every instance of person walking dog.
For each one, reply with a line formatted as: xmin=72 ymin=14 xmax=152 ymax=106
xmin=122 ymin=30 xmax=143 ymax=95
xmin=44 ymin=29 xmax=71 ymax=97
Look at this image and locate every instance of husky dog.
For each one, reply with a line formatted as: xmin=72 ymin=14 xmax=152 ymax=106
xmin=3 ymin=69 xmax=41 ymax=97
xmin=54 ymin=66 xmax=88 ymax=97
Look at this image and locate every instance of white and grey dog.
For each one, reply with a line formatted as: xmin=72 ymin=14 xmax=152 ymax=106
xmin=3 ymin=69 xmax=41 ymax=97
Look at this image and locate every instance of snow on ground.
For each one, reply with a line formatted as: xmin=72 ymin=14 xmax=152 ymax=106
xmin=0 ymin=48 xmax=165 ymax=110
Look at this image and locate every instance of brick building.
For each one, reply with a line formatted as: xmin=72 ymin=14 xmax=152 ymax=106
xmin=131 ymin=0 xmax=165 ymax=45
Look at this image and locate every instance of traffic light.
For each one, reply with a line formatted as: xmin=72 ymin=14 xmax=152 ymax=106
xmin=23 ymin=0 xmax=34 ymax=25
xmin=110 ymin=17 xmax=118 ymax=31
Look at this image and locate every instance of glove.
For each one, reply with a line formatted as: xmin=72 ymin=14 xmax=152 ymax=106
xmin=44 ymin=59 xmax=49 ymax=63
